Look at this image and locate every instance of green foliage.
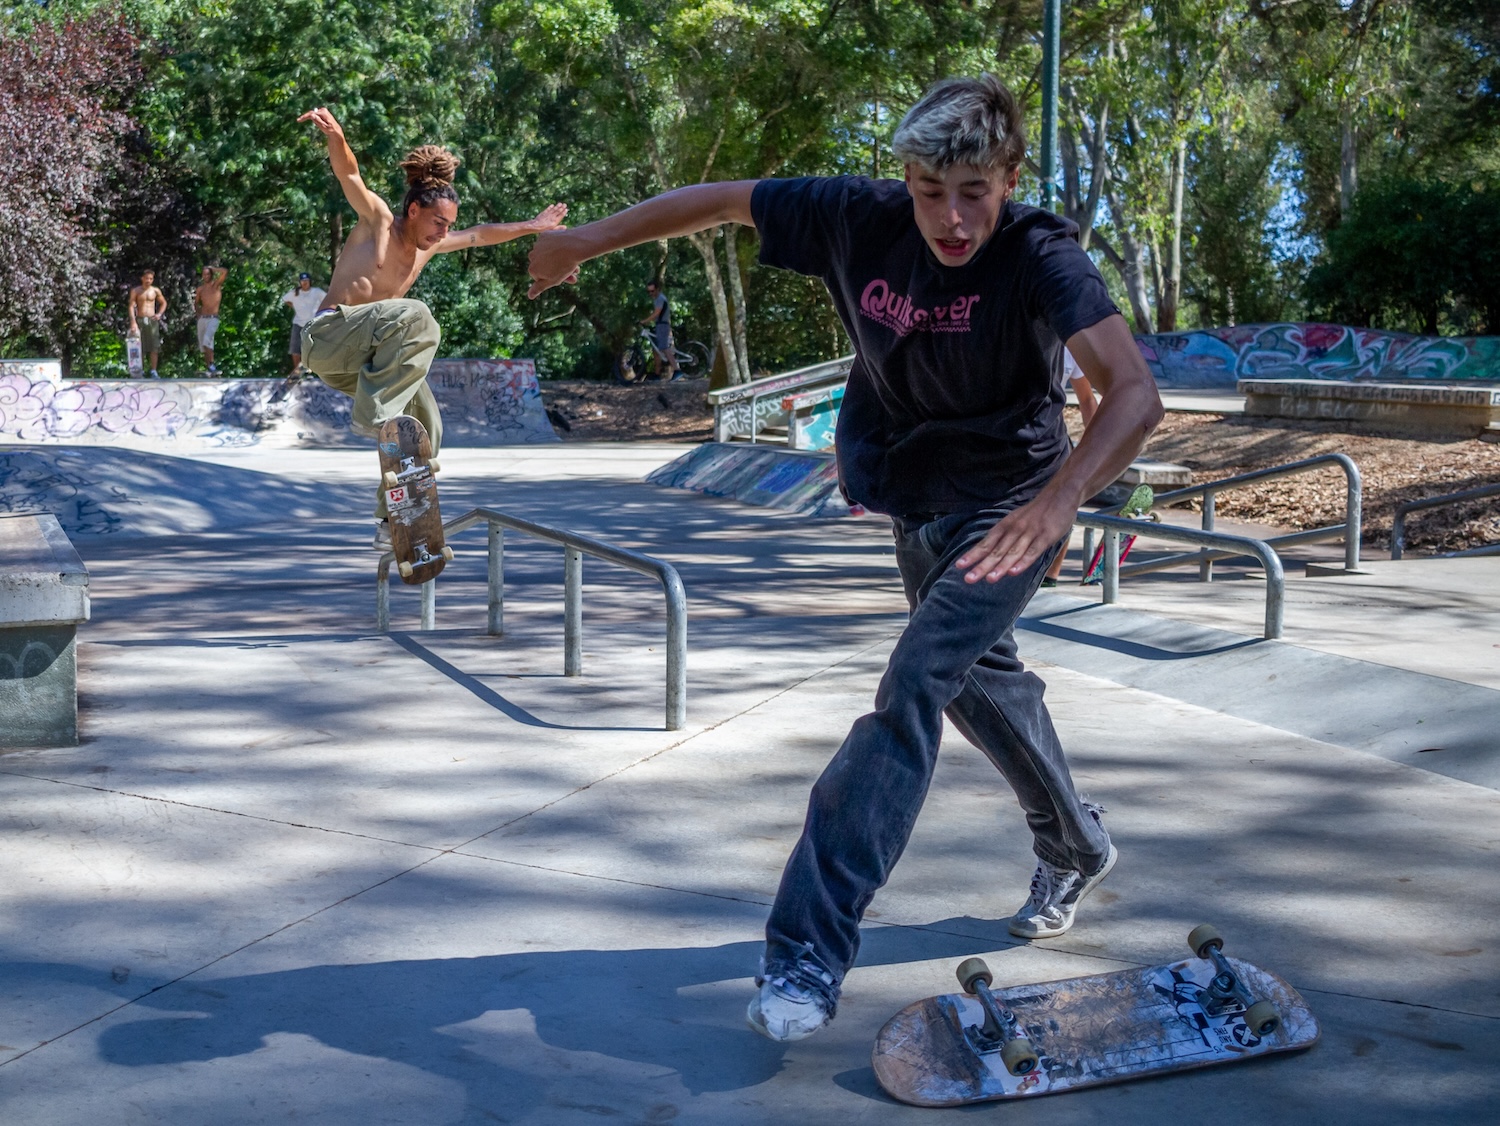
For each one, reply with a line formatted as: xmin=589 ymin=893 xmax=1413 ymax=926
xmin=406 ymin=254 xmax=525 ymax=360
xmin=1306 ymin=177 xmax=1500 ymax=334
xmin=5 ymin=0 xmax=1500 ymax=378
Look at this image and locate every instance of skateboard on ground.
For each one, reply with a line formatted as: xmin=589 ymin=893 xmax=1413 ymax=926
xmin=872 ymin=925 xmax=1319 ymax=1107
xmin=1083 ymin=483 xmax=1156 ymax=584
xmin=125 ymin=333 xmax=144 ymax=378
xmin=376 ymin=415 xmax=452 ymax=585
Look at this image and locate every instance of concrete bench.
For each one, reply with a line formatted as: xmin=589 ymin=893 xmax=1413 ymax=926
xmin=0 ymin=514 xmax=90 ymax=747
xmin=1239 ymin=378 xmax=1500 ymax=438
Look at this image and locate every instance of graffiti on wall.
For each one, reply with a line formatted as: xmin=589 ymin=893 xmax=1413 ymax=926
xmin=0 ymin=358 xmax=558 ymax=448
xmin=1137 ymin=324 xmax=1500 ymax=388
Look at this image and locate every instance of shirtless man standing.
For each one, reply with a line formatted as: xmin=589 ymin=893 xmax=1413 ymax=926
xmin=194 ymin=265 xmax=228 ymax=374
xmin=296 ymin=106 xmax=569 ymax=541
xmin=127 ymin=270 xmax=167 ymax=378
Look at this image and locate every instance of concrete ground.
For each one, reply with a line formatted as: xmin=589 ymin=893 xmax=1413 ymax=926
xmin=1 ymin=441 xmax=1496 ymax=1125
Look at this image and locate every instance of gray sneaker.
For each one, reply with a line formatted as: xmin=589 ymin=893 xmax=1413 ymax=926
xmin=747 ymin=973 xmax=831 ymax=1042
xmin=372 ymin=519 xmax=392 ymax=550
xmin=1008 ymin=844 xmax=1118 ymax=939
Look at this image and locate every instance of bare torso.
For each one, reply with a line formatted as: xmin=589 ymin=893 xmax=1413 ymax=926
xmin=195 ymin=280 xmax=224 ymax=316
xmin=130 ymin=286 xmax=164 ymax=319
xmin=321 ymin=216 xmax=439 ymax=310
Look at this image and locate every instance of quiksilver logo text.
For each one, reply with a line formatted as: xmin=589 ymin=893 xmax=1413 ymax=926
xmin=859 ymin=279 xmax=980 ymax=335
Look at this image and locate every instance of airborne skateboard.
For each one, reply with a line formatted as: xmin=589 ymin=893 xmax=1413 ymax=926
xmin=376 ymin=415 xmax=452 ymax=585
xmin=1083 ymin=483 xmax=1156 ymax=584
xmin=872 ymin=926 xmax=1319 ymax=1107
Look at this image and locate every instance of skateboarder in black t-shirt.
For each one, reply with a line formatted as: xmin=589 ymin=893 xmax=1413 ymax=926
xmin=528 ymin=74 xmax=1165 ymax=1043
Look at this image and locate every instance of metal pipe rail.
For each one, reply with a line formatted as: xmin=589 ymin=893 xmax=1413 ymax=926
xmin=1081 ymin=453 xmax=1363 ymax=583
xmin=1391 ymin=482 xmax=1500 ymax=560
xmin=1074 ymin=512 xmax=1286 ymax=639
xmin=377 ymin=508 xmax=688 ymax=730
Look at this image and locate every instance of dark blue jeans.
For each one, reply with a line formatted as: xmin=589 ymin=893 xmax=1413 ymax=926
xmin=763 ymin=508 xmax=1111 ymax=1011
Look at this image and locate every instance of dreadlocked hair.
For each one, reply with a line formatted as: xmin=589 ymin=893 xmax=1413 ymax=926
xmin=399 ymin=145 xmax=460 ymax=218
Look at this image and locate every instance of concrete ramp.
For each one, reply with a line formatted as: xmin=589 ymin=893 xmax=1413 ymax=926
xmin=0 ymin=359 xmax=558 ymax=450
xmin=645 ymin=442 xmax=853 ymax=517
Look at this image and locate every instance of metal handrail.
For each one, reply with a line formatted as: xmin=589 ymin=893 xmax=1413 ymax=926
xmin=709 ymin=356 xmax=852 ymax=444
xmin=1082 ymin=453 xmax=1363 ymax=582
xmin=1391 ymin=482 xmax=1500 ymax=560
xmin=377 ymin=507 xmax=688 ymax=730
xmin=1075 ymin=512 xmax=1286 ymax=639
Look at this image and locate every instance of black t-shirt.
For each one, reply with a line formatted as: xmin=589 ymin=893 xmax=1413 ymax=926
xmin=751 ymin=176 xmax=1119 ymax=516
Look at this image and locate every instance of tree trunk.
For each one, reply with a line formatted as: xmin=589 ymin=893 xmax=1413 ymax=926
xmin=1105 ymin=184 xmax=1156 ymax=333
xmin=1159 ymin=138 xmax=1186 ymax=333
xmin=1339 ymin=103 xmax=1359 ymax=218
xmin=329 ymin=209 xmax=343 ymax=279
xmin=722 ymin=225 xmax=751 ymax=383
xmin=686 ymin=229 xmax=742 ymax=385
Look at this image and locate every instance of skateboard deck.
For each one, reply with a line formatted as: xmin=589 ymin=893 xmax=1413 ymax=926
xmin=125 ymin=334 xmax=144 ymax=377
xmin=376 ymin=415 xmax=450 ymax=585
xmin=1083 ymin=483 xmax=1155 ymax=584
xmin=873 ymin=928 xmax=1318 ymax=1107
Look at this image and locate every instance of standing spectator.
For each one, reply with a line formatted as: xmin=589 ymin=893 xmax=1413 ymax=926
xmin=194 ymin=265 xmax=228 ymax=374
xmin=639 ymin=279 xmax=675 ymax=380
xmin=282 ymin=272 xmax=328 ymax=375
xmin=127 ymin=270 xmax=167 ymax=378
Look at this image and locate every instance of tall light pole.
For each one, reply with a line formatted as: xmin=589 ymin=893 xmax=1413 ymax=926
xmin=1040 ymin=0 xmax=1061 ymax=212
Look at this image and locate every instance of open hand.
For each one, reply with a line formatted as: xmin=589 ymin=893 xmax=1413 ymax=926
xmin=953 ymin=491 xmax=1077 ymax=583
xmin=528 ymin=202 xmax=569 ymax=232
xmin=297 ymin=107 xmax=345 ymax=139
xmin=527 ymin=230 xmax=583 ymax=298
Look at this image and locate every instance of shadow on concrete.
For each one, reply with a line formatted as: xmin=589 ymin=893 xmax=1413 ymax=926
xmin=15 ymin=922 xmax=1010 ymax=1106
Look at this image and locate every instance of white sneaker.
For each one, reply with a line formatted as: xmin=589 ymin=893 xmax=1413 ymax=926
xmin=746 ymin=974 xmax=831 ymax=1042
xmin=1008 ymin=844 xmax=1118 ymax=939
xmin=372 ymin=519 xmax=392 ymax=550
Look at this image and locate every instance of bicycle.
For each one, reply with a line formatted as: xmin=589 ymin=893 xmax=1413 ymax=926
xmin=615 ymin=327 xmax=710 ymax=383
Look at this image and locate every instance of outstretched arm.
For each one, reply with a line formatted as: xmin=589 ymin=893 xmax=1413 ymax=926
xmin=298 ymin=107 xmax=390 ymax=226
xmin=436 ymin=203 xmax=569 ymax=253
xmin=952 ymin=314 xmax=1164 ymax=583
xmin=528 ymin=181 xmax=757 ymax=298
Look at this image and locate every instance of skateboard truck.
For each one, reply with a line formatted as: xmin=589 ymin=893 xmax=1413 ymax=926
xmin=1187 ymin=925 xmax=1281 ymax=1037
xmin=383 ymin=455 xmax=441 ymax=490
xmin=396 ymin=539 xmax=454 ymax=581
xmin=954 ymin=958 xmax=1041 ymax=1076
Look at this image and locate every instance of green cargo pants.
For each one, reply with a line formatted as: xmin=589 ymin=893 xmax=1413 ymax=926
xmin=301 ymin=299 xmax=443 ymax=517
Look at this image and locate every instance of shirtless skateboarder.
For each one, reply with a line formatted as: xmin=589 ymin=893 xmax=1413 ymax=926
xmin=194 ymin=265 xmax=228 ymax=374
xmin=296 ymin=106 xmax=570 ymax=542
xmin=127 ymin=270 xmax=167 ymax=378
xmin=528 ymin=74 xmax=1164 ymax=1043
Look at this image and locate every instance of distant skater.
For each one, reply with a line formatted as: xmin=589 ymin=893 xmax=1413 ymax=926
xmin=194 ymin=265 xmax=228 ymax=374
xmin=529 ymin=75 xmax=1164 ymax=1042
xmin=127 ymin=270 xmax=167 ymax=378
xmin=297 ymin=105 xmax=569 ymax=542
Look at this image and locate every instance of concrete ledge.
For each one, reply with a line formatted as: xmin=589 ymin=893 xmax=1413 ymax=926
xmin=0 ymin=514 xmax=89 ymax=747
xmin=1239 ymin=378 xmax=1500 ymax=436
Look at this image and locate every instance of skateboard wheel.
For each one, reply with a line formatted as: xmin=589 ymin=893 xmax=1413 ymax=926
xmin=428 ymin=459 xmax=441 ymax=474
xmin=383 ymin=470 xmax=399 ymax=488
xmin=1245 ymin=999 xmax=1280 ymax=1037
xmin=1188 ymin=924 xmax=1224 ymax=959
xmin=398 ymin=560 xmax=414 ymax=580
xmin=441 ymin=545 xmax=454 ymax=562
xmin=956 ymin=957 xmax=993 ymax=994
xmin=1001 ymin=1036 xmax=1039 ymax=1077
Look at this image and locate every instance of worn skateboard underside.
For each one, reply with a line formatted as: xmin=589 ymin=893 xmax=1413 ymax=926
xmin=873 ymin=956 xmax=1319 ymax=1106
xmin=377 ymin=416 xmax=446 ymax=585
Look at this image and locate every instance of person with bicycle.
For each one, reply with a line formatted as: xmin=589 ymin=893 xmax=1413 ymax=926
xmin=639 ymin=279 xmax=677 ymax=380
xmin=528 ymin=73 xmax=1163 ymax=1044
